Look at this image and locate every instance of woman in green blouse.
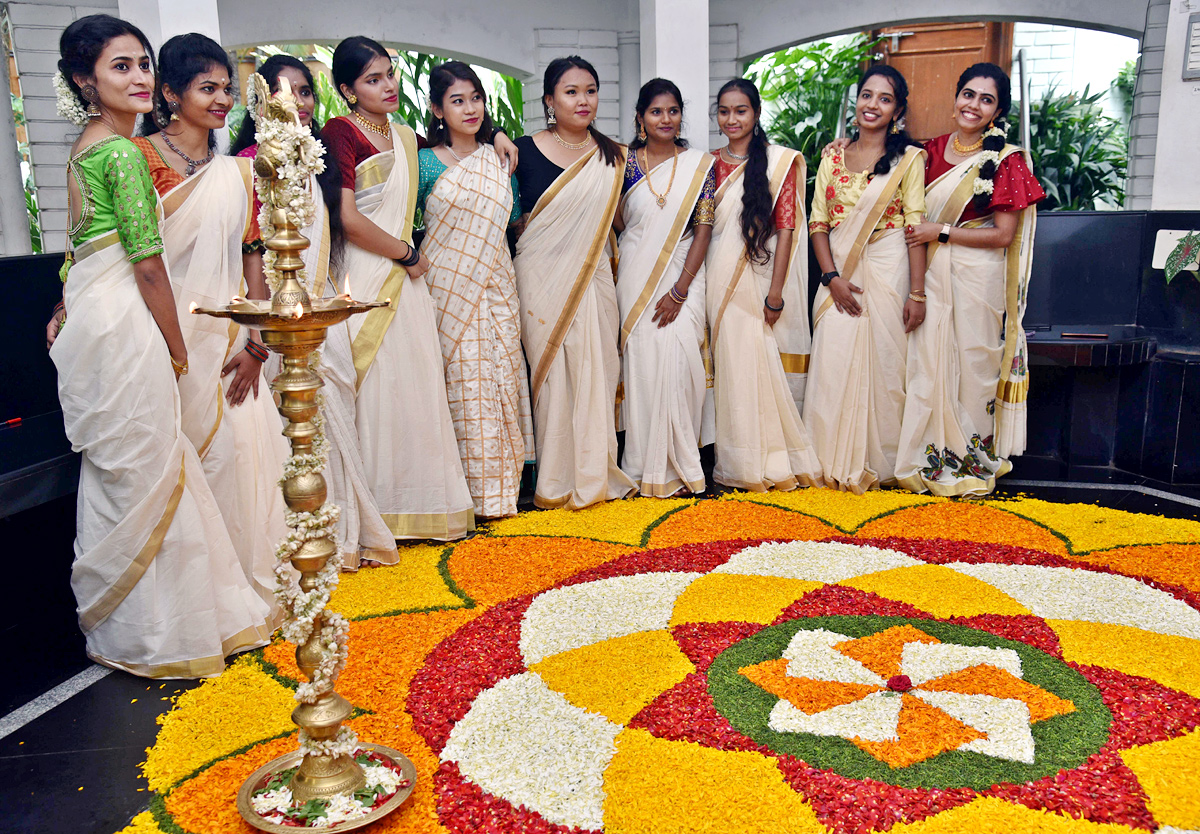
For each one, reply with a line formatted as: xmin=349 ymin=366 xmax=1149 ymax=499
xmin=48 ymin=15 xmax=271 ymax=678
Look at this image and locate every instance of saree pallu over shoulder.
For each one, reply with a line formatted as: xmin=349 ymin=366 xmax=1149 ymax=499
xmin=342 ymin=124 xmax=474 ymax=539
xmin=158 ymin=155 xmax=289 ymax=614
xmin=615 ymin=147 xmax=713 ymax=496
xmin=51 ymin=237 xmax=271 ymax=678
xmin=704 ymin=145 xmax=822 ymax=492
xmin=896 ymin=146 xmax=1035 ymax=496
xmin=514 ymin=146 xmax=636 ymax=509
xmin=804 ymin=146 xmax=926 ymax=493
xmin=424 ymin=146 xmax=533 ymax=518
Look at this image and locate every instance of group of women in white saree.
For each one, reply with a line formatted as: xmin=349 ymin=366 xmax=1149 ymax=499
xmin=46 ymin=13 xmax=1041 ymax=678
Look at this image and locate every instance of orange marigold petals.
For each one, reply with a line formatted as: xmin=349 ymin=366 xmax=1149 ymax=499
xmin=835 ymin=625 xmax=941 ymax=679
xmin=857 ymin=502 xmax=1068 ymax=556
xmin=447 ymin=536 xmax=633 ymax=606
xmin=1068 ymin=543 xmax=1200 ymax=595
xmin=647 ymin=500 xmax=838 ymax=548
xmin=740 ymin=658 xmax=882 ymax=713
xmin=918 ymin=665 xmax=1076 ymax=722
xmin=850 ymin=694 xmax=986 ymax=768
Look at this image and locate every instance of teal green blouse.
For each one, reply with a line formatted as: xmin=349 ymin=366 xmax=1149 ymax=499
xmin=66 ymin=135 xmax=163 ymax=264
xmin=416 ymin=148 xmax=521 ymax=224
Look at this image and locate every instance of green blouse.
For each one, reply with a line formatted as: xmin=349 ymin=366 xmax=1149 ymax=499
xmin=416 ymin=147 xmax=521 ymax=224
xmin=66 ymin=135 xmax=164 ymax=264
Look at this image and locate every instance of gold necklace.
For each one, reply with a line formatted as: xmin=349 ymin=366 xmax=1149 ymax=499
xmin=354 ymin=111 xmax=391 ymax=139
xmin=550 ymin=128 xmax=593 ymax=150
xmin=952 ymin=132 xmax=984 ymax=155
xmin=640 ymin=145 xmax=679 ymax=208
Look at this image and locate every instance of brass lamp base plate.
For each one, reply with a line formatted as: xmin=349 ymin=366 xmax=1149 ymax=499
xmin=236 ymin=743 xmax=417 ymax=832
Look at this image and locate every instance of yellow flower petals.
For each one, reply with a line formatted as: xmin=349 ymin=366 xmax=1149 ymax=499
xmin=602 ymin=728 xmax=828 ymax=834
xmin=1049 ymin=619 xmax=1200 ymax=698
xmin=330 ymin=541 xmax=465 ymax=618
xmin=648 ymin=499 xmax=838 ymax=547
xmin=486 ymin=496 xmax=693 ymax=546
xmin=1119 ymin=728 xmax=1200 ymax=829
xmin=670 ymin=573 xmax=822 ymax=626
xmin=858 ymin=502 xmax=1068 ymax=555
xmin=840 ymin=564 xmax=1032 ymax=618
xmin=448 ymin=536 xmax=633 ymax=606
xmin=114 ymin=811 xmax=165 ymax=834
xmin=531 ymin=631 xmax=694 ymax=725
xmin=990 ymin=498 xmax=1200 ymax=554
xmin=142 ymin=657 xmax=296 ymax=792
xmin=887 ymin=796 xmax=1146 ymax=833
xmin=732 ymin=488 xmax=940 ymax=533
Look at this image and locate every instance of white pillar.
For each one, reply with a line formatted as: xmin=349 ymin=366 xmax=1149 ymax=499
xmin=617 ymin=32 xmax=641 ymax=143
xmin=0 ymin=42 xmax=32 ymax=255
xmin=1148 ymin=0 xmax=1200 ymax=209
xmin=117 ymin=0 xmax=221 ymax=48
xmin=639 ymin=0 xmax=710 ymax=150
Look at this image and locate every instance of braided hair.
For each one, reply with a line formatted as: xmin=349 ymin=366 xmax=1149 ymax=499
xmin=542 ymin=56 xmax=621 ymax=166
xmin=955 ymin=63 xmax=1012 ymax=212
xmin=717 ymin=78 xmax=773 ymax=265
xmin=853 ymin=65 xmax=921 ymax=175
xmin=628 ymin=77 xmax=687 ymax=151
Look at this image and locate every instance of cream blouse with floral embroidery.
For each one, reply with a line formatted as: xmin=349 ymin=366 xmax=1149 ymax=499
xmin=808 ymin=147 xmax=924 ymax=235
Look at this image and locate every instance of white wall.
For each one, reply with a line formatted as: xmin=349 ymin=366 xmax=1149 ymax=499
xmin=521 ymin=30 xmax=623 ymax=141
xmin=1126 ymin=0 xmax=1168 ymax=209
xmin=1011 ymin=23 xmax=1139 ymax=118
xmin=1149 ymin=0 xmax=1200 ymax=209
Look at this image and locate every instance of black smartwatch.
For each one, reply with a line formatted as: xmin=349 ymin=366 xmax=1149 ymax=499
xmin=820 ymin=270 xmax=840 ymax=287
xmin=937 ymin=223 xmax=952 ymax=243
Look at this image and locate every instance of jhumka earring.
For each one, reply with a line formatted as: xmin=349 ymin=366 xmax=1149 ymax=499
xmin=637 ymin=122 xmax=646 ymax=142
xmin=890 ymin=120 xmax=899 ymax=134
xmin=346 ymin=92 xmax=358 ymax=106
xmin=81 ymin=85 xmax=101 ymax=119
xmin=168 ymin=100 xmax=180 ymax=122
xmin=547 ymin=106 xmax=556 ymax=126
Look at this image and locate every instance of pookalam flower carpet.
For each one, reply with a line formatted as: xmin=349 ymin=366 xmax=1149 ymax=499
xmin=117 ymin=490 xmax=1200 ymax=834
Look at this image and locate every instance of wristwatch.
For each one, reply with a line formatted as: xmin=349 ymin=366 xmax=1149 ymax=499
xmin=938 ymin=224 xmax=952 ymax=244
xmin=820 ymin=270 xmax=840 ymax=286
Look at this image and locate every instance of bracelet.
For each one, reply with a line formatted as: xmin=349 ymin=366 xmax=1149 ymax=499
xmin=244 ymin=340 xmax=270 ymax=362
xmin=681 ymin=265 xmax=697 ymax=280
xmin=395 ymin=242 xmax=420 ymax=268
xmin=908 ymin=292 xmax=927 ymax=303
xmin=764 ymin=296 xmax=785 ymax=312
xmin=668 ymin=284 xmax=688 ymax=304
xmin=170 ymin=356 xmax=189 ymax=376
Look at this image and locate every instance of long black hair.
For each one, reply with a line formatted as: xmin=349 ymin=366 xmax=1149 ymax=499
xmin=956 ymin=62 xmax=1012 ymax=211
xmin=853 ymin=65 xmax=921 ymax=175
xmin=542 ymin=56 xmax=620 ymax=167
xmin=628 ymin=77 xmax=687 ymax=151
xmin=332 ymin=36 xmax=390 ymax=105
xmin=717 ymin=78 xmax=774 ymax=265
xmin=58 ymin=14 xmax=155 ymax=115
xmin=426 ymin=61 xmax=495 ymax=147
xmin=231 ymin=54 xmax=346 ymax=271
xmin=141 ymin=32 xmax=231 ymax=150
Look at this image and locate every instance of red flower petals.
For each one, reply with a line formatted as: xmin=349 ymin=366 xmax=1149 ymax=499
xmin=557 ymin=541 xmax=746 ymax=588
xmin=947 ymin=615 xmax=1065 ymax=658
xmin=435 ymin=761 xmax=598 ymax=834
xmin=670 ymin=621 xmax=767 ymax=673
xmin=773 ymin=584 xmax=933 ymax=623
xmin=1073 ymin=662 xmax=1200 ymax=750
xmin=627 ymin=673 xmax=768 ymax=754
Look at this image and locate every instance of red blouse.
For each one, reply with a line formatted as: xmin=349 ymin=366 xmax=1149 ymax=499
xmin=711 ymin=152 xmax=796 ymax=230
xmin=321 ymin=116 xmax=428 ymax=191
xmin=923 ymin=134 xmax=1045 ymax=222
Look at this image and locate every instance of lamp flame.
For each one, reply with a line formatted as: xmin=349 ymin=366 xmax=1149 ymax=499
xmin=343 ymin=273 xmax=352 ymax=299
xmin=188 ymin=301 xmax=199 ymax=314
xmin=292 ymin=302 xmax=304 ymax=320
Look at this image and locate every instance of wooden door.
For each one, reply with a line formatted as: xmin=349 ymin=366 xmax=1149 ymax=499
xmin=872 ymin=22 xmax=1013 ymax=142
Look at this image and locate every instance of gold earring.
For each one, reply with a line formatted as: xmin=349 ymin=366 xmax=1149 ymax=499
xmin=890 ymin=120 xmax=899 ymax=134
xmin=167 ymin=100 xmax=180 ymax=122
xmin=346 ymin=92 xmax=358 ymax=106
xmin=547 ymin=106 xmax=556 ymax=126
xmin=637 ymin=122 xmax=646 ymax=142
xmin=81 ymin=85 xmax=101 ymax=118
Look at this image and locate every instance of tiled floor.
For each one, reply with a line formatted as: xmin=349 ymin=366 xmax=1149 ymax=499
xmin=2 ymin=479 xmax=1198 ymax=834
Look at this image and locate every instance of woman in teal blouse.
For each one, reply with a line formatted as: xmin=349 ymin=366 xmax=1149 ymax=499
xmin=417 ymin=61 xmax=532 ymax=519
xmin=48 ymin=15 xmax=270 ymax=678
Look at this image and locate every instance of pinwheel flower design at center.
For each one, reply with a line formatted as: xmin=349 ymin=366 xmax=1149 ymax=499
xmin=739 ymin=624 xmax=1077 ymax=768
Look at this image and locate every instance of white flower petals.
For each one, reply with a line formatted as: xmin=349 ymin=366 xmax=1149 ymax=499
xmin=782 ymin=628 xmax=885 ymax=685
xmin=915 ymin=691 xmax=1035 ymax=763
xmin=769 ymin=691 xmax=902 ymax=741
xmin=901 ymin=642 xmax=1023 ymax=685
xmin=945 ymin=563 xmax=1200 ymax=640
xmin=520 ymin=573 xmax=701 ymax=664
xmin=441 ymin=673 xmax=620 ymax=830
xmin=714 ymin=541 xmax=920 ymax=583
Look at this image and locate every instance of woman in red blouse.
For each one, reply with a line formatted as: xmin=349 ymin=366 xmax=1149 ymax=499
xmin=896 ymin=62 xmax=1045 ymax=496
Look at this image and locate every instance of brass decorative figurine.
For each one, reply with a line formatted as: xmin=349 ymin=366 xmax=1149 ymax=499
xmin=194 ymin=75 xmax=413 ymax=832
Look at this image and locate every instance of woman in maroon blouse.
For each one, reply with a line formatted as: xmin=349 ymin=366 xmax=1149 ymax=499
xmin=896 ymin=62 xmax=1045 ymax=496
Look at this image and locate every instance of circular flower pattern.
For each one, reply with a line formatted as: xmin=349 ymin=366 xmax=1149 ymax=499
xmin=124 ymin=494 xmax=1200 ymax=834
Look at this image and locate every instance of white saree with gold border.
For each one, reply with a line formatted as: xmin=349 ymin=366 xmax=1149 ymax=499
xmin=344 ymin=125 xmax=474 ymax=539
xmin=803 ymin=146 xmax=925 ymax=493
xmin=160 ymin=155 xmax=288 ymax=615
xmin=705 ymin=144 xmax=822 ymax=492
xmin=52 ymin=139 xmax=270 ymax=677
xmin=424 ymin=146 xmax=533 ymax=518
xmin=895 ymin=145 xmax=1037 ymax=495
xmin=616 ymin=147 xmax=713 ymax=496
xmin=514 ymin=146 xmax=636 ymax=509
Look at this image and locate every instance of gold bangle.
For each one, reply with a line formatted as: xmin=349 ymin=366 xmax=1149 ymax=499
xmin=171 ymin=356 xmax=189 ymax=375
xmin=681 ymin=265 xmax=697 ymax=280
xmin=908 ymin=292 xmax=927 ymax=303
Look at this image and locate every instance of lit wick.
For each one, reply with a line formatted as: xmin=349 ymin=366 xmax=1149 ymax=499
xmin=292 ymin=302 xmax=304 ymax=320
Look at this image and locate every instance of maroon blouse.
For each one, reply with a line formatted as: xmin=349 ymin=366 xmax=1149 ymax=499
xmin=321 ymin=116 xmax=429 ymax=191
xmin=923 ymin=134 xmax=1045 ymax=222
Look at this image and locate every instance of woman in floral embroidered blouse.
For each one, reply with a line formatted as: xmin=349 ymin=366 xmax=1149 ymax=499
xmin=803 ymin=65 xmax=927 ymax=493
xmin=895 ymin=63 xmax=1045 ymax=496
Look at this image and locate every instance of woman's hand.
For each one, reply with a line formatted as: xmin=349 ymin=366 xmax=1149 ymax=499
xmin=903 ymin=298 xmax=926 ymax=333
xmin=405 ymin=251 xmax=431 ymax=280
xmin=651 ymin=290 xmax=683 ymax=328
xmin=221 ymin=349 xmax=262 ymax=405
xmin=829 ymin=275 xmax=863 ymax=316
xmin=764 ymin=295 xmax=784 ymax=327
xmin=493 ymin=132 xmax=519 ymax=176
xmin=46 ymin=312 xmax=64 ymax=349
xmin=822 ymin=136 xmax=851 ymax=157
xmin=171 ymin=351 xmax=188 ymax=381
xmin=904 ymin=222 xmax=941 ymax=248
